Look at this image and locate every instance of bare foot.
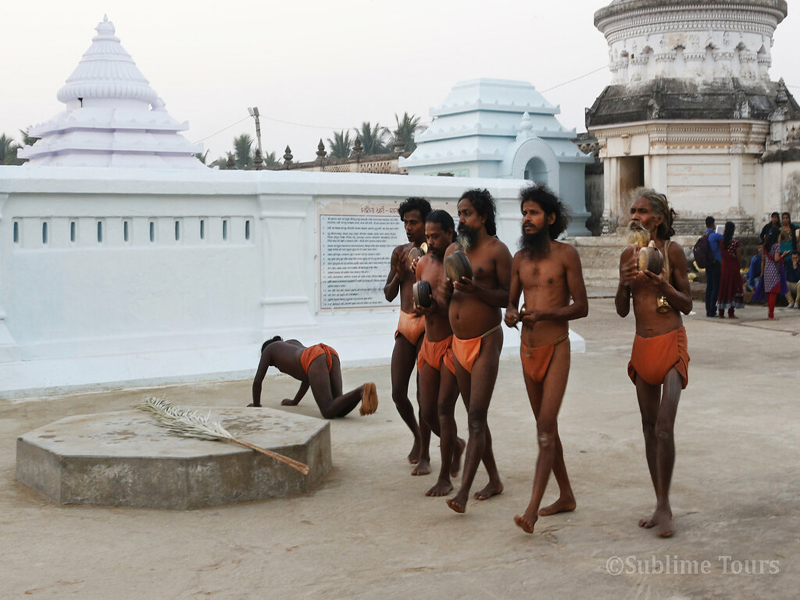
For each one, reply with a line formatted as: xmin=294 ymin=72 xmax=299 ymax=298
xmin=656 ymin=510 xmax=675 ymax=537
xmin=359 ymin=383 xmax=378 ymax=416
xmin=474 ymin=481 xmax=503 ymax=501
xmin=638 ymin=511 xmax=658 ymax=529
xmin=446 ymin=498 xmax=465 ymax=513
xmin=514 ymin=513 xmax=537 ymax=534
xmin=639 ymin=508 xmax=673 ymax=536
xmin=247 ymin=403 xmax=261 ymax=408
xmin=411 ymin=458 xmax=431 ymax=476
xmin=538 ymin=496 xmax=576 ymax=517
xmin=425 ymin=479 xmax=453 ymax=497
xmin=408 ymin=439 xmax=421 ymax=465
xmin=450 ymin=438 xmax=466 ymax=478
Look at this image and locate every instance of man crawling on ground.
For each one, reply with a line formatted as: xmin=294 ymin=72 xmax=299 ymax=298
xmin=248 ymin=337 xmax=378 ymax=419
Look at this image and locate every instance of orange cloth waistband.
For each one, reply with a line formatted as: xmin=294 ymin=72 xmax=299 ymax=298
xmin=452 ymin=324 xmax=501 ymax=374
xmin=395 ymin=311 xmax=425 ymax=345
xmin=520 ymin=333 xmax=569 ymax=383
xmin=417 ymin=335 xmax=455 ymax=375
xmin=300 ymin=343 xmax=339 ymax=374
xmin=628 ymin=326 xmax=689 ymax=389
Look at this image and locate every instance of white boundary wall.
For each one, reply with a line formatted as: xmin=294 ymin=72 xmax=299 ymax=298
xmin=0 ymin=167 xmax=584 ymax=398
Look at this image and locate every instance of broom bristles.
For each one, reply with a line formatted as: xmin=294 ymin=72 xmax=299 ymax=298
xmin=136 ymin=397 xmax=309 ymax=475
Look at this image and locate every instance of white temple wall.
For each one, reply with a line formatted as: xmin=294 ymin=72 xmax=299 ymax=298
xmin=558 ymin=163 xmax=592 ymax=236
xmin=596 ymin=121 xmax=771 ymax=228
xmin=0 ymin=167 xmax=567 ymax=398
xmin=762 ymin=162 xmax=800 ymax=221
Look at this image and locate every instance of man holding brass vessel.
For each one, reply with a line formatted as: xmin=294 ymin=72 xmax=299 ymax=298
xmin=615 ymin=188 xmax=692 ymax=538
xmin=413 ymin=210 xmax=465 ymax=496
xmin=384 ymin=197 xmax=432 ymax=473
xmin=443 ymin=189 xmax=512 ymax=514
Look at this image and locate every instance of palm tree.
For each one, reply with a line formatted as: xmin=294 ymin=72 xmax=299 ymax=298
xmin=353 ymin=122 xmax=389 ymax=155
xmin=194 ymin=150 xmax=210 ymax=165
xmin=0 ymin=134 xmax=19 ymax=165
xmin=210 ymin=154 xmax=230 ymax=169
xmin=391 ymin=112 xmax=424 ymax=153
xmin=327 ymin=130 xmax=352 ymax=159
xmin=263 ymin=151 xmax=280 ymax=167
xmin=233 ymin=134 xmax=254 ymax=169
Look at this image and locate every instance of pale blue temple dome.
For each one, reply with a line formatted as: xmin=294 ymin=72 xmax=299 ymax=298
xmin=400 ymin=78 xmax=593 ymax=235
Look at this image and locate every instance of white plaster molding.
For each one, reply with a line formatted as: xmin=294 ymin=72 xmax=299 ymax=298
xmin=597 ymin=2 xmax=786 ymax=84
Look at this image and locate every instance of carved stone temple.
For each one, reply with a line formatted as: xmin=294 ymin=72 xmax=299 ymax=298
xmin=586 ymin=0 xmax=800 ymax=234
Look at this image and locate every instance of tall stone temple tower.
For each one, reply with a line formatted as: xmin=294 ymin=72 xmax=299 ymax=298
xmin=586 ymin=0 xmax=800 ymax=234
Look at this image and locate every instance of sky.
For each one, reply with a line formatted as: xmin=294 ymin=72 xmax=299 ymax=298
xmin=3 ymin=0 xmax=800 ymax=163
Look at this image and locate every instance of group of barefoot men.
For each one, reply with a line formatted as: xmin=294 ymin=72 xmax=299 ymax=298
xmin=250 ymin=185 xmax=692 ymax=538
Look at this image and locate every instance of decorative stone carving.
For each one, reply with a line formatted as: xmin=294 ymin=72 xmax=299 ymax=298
xmin=594 ymin=1 xmax=787 ymax=84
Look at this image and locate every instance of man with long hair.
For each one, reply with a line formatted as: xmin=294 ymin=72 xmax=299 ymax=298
xmin=504 ymin=184 xmax=588 ymax=534
xmin=615 ymin=188 xmax=692 ymax=537
xmin=444 ymin=189 xmax=512 ymax=514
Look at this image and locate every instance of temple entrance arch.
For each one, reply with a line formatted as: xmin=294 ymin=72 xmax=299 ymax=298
xmin=507 ymin=138 xmax=561 ymax=194
xmin=524 ymin=157 xmax=549 ymax=185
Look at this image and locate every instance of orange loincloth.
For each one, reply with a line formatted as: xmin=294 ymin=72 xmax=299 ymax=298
xmin=452 ymin=324 xmax=502 ymax=374
xmin=300 ymin=343 xmax=339 ymax=374
xmin=417 ymin=335 xmax=456 ymax=375
xmin=395 ymin=311 xmax=425 ymax=345
xmin=520 ymin=333 xmax=569 ymax=383
xmin=628 ymin=326 xmax=689 ymax=389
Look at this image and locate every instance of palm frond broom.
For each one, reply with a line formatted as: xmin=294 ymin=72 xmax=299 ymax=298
xmin=136 ymin=397 xmax=309 ymax=475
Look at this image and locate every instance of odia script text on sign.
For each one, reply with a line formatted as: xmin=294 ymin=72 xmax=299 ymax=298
xmin=320 ymin=215 xmax=403 ymax=309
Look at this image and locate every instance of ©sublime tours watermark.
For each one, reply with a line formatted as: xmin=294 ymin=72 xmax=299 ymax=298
xmin=606 ymin=555 xmax=780 ymax=576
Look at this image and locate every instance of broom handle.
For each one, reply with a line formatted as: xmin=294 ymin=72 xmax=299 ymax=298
xmin=230 ymin=437 xmax=310 ymax=475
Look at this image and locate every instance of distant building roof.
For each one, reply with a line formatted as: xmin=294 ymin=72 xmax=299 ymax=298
xmin=401 ymin=79 xmax=590 ymax=177
xmin=587 ymin=78 xmax=800 ymax=128
xmin=19 ymin=16 xmax=203 ymax=169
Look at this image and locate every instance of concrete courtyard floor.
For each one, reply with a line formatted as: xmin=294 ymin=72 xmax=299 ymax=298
xmin=1 ymin=299 xmax=798 ymax=599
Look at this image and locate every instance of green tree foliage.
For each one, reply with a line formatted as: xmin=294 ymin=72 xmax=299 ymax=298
xmin=233 ymin=134 xmax=254 ymax=169
xmin=327 ymin=130 xmax=352 ymax=159
xmin=391 ymin=112 xmax=423 ymax=153
xmin=354 ymin=122 xmax=389 ymax=155
xmin=263 ymin=151 xmax=280 ymax=166
xmin=0 ymin=134 xmax=19 ymax=165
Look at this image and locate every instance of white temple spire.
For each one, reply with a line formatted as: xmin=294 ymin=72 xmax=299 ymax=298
xmin=19 ymin=16 xmax=204 ymax=169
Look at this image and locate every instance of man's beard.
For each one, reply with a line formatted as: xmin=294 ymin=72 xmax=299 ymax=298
xmin=456 ymin=224 xmax=478 ymax=251
xmin=519 ymin=226 xmax=550 ymax=259
xmin=626 ymin=220 xmax=651 ymax=249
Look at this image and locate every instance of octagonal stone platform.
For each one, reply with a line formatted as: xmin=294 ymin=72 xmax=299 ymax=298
xmin=16 ymin=407 xmax=331 ymax=510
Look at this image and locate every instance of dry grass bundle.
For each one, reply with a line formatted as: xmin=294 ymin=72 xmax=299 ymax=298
xmin=136 ymin=397 xmax=309 ymax=475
